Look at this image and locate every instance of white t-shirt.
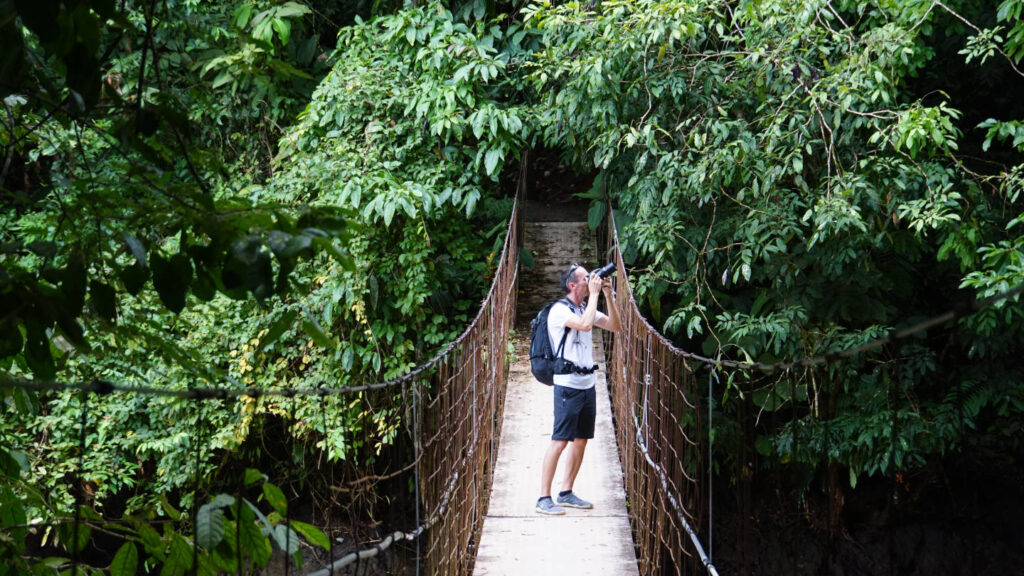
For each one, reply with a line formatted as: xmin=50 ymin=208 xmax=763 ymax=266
xmin=547 ymin=299 xmax=607 ymax=390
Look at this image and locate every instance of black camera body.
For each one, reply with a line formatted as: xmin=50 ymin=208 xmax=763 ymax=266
xmin=592 ymin=262 xmax=617 ymax=279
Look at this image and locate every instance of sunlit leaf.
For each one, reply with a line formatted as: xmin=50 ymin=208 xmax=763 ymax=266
xmin=262 ymin=483 xmax=287 ymax=516
xmin=291 ymin=521 xmax=330 ymax=550
xmin=244 ymin=469 xmax=265 ymax=486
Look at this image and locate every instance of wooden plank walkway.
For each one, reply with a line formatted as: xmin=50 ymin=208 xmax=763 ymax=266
xmin=472 ymin=221 xmax=639 ymax=576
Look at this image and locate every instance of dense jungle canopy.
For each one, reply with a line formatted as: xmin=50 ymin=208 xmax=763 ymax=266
xmin=2 ymin=0 xmax=1023 ymax=574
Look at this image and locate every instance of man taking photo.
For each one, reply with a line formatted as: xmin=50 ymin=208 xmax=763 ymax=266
xmin=535 ymin=263 xmax=621 ymax=515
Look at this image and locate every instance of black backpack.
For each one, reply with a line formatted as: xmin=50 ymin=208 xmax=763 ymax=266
xmin=529 ymin=298 xmax=571 ymax=386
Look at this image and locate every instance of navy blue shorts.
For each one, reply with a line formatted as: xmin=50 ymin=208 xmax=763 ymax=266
xmin=552 ymin=385 xmax=596 ymax=441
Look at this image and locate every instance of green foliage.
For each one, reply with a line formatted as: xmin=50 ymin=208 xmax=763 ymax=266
xmin=1 ymin=0 xmax=352 ymax=380
xmin=2 ymin=0 xmax=516 ymax=559
xmin=260 ymin=0 xmax=526 ymax=389
xmin=998 ymin=0 xmax=1024 ymax=62
xmin=521 ymin=0 xmax=1024 ymax=496
xmin=4 ymin=0 xmax=1024 ymax=558
xmin=980 ymin=118 xmax=1024 ymax=153
xmin=0 ymin=446 xmax=327 ymax=575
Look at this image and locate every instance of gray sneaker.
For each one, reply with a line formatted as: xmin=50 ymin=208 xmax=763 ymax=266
xmin=535 ymin=497 xmax=566 ymax=515
xmin=556 ymin=492 xmax=593 ymax=509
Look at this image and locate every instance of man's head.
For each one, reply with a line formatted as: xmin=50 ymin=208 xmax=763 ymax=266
xmin=560 ymin=263 xmax=588 ymax=299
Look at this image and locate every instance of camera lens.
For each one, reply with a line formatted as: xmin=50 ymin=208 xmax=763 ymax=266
xmin=594 ymin=262 xmax=617 ymax=279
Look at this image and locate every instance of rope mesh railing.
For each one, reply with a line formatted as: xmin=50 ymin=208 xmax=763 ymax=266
xmin=599 ymin=199 xmax=1022 ymax=575
xmin=418 ymin=225 xmax=518 ymax=574
xmin=601 ymin=209 xmax=712 ymax=576
xmin=0 ymin=171 xmax=522 ymax=576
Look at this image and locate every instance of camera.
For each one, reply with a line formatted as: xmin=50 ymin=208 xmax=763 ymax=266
xmin=591 ymin=262 xmax=617 ymax=279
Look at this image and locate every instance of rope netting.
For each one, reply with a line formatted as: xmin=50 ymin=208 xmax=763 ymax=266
xmin=416 ymin=193 xmax=518 ymax=574
xmin=1 ymin=172 xmax=522 ymax=576
xmin=600 ymin=210 xmax=711 ymax=576
xmin=598 ymin=195 xmax=1021 ymax=576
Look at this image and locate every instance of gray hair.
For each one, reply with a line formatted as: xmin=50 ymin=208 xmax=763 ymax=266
xmin=560 ymin=263 xmax=581 ymax=294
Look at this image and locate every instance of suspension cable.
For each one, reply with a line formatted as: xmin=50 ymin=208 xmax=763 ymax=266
xmin=708 ymin=366 xmax=720 ymax=564
xmin=633 ymin=408 xmax=720 ymax=576
xmin=302 ymin=430 xmax=472 ymax=576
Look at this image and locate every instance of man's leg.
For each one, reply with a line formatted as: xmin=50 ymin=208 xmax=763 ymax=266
xmin=560 ymin=437 xmax=588 ymax=493
xmin=540 ymin=439 xmax=568 ymax=497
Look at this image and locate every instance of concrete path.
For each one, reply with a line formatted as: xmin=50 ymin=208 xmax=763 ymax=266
xmin=472 ymin=221 xmax=639 ymax=576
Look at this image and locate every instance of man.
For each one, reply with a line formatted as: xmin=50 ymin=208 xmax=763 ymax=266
xmin=535 ymin=263 xmax=621 ymax=515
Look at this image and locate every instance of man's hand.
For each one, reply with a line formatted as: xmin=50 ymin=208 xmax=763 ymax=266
xmin=588 ymin=273 xmax=603 ymax=296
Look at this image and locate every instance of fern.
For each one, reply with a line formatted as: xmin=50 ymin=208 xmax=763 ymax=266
xmin=940 ymin=380 xmax=992 ymax=431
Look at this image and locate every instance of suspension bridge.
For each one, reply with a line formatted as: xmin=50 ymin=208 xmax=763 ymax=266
xmin=4 ymin=161 xmax=1022 ymax=576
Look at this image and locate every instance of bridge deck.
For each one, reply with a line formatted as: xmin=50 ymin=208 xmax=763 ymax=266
xmin=473 ymin=221 xmax=639 ymax=576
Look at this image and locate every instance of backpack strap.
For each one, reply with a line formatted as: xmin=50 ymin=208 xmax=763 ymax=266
xmin=553 ymin=298 xmax=573 ymax=360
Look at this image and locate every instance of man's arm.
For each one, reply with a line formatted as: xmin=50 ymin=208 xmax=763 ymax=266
xmin=595 ymin=280 xmax=621 ymax=333
xmin=564 ymin=274 xmax=604 ymax=332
